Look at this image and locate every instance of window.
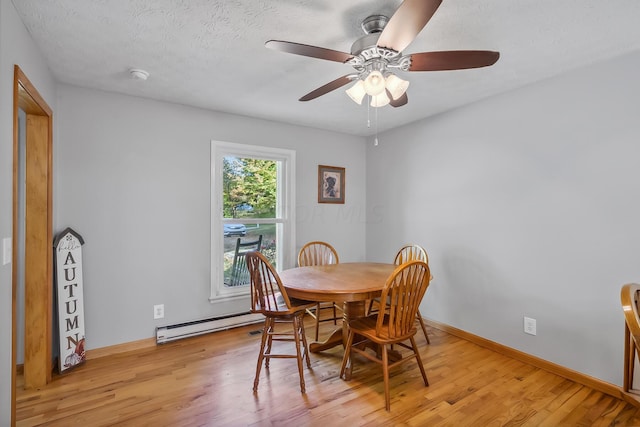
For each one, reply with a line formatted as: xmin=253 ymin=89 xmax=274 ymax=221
xmin=210 ymin=141 xmax=296 ymax=301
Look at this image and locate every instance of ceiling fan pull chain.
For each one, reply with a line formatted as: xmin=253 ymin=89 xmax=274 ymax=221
xmin=374 ymin=103 xmax=379 ymax=146
xmin=367 ymin=95 xmax=371 ymax=128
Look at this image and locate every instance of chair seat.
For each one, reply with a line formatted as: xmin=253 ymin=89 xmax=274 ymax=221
xmin=257 ymin=296 xmax=317 ymax=317
xmin=348 ymin=314 xmax=418 ymax=344
xmin=261 ymin=299 xmax=316 ymax=317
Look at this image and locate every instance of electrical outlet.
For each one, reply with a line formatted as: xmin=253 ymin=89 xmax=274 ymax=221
xmin=524 ymin=316 xmax=536 ymax=336
xmin=154 ymin=304 xmax=165 ymax=320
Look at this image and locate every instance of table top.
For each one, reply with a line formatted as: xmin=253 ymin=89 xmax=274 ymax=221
xmin=280 ymin=262 xmax=396 ymax=303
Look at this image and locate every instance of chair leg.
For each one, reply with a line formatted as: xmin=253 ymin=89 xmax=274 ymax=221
xmin=265 ymin=319 xmax=274 ymax=369
xmin=382 ymin=343 xmax=391 ymax=411
xmin=253 ymin=318 xmax=271 ymax=392
xmin=625 ymin=324 xmax=632 ymax=392
xmin=298 ymin=314 xmax=311 ymax=368
xmin=366 ymin=299 xmax=376 ymax=315
xmin=293 ymin=315 xmax=306 ymax=393
xmin=410 ymin=336 xmax=429 ymax=387
xmin=314 ymin=303 xmax=321 ymax=341
xmin=416 ymin=310 xmax=430 ymax=344
xmin=339 ymin=329 xmax=355 ymax=380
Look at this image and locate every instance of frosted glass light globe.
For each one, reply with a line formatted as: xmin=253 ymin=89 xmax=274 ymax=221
xmin=363 ymin=71 xmax=386 ymax=96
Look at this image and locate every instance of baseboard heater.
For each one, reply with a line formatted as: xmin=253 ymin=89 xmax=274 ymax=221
xmin=156 ymin=312 xmax=263 ymax=344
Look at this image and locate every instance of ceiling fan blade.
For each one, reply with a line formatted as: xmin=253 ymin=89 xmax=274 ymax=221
xmin=376 ymin=0 xmax=442 ymax=53
xmin=266 ymin=40 xmax=353 ymax=63
xmin=408 ymin=50 xmax=500 ymax=71
xmin=299 ymin=75 xmax=354 ymax=101
xmin=389 ymin=91 xmax=408 ymax=108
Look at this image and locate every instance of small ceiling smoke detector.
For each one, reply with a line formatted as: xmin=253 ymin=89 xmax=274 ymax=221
xmin=129 ymin=68 xmax=149 ymax=81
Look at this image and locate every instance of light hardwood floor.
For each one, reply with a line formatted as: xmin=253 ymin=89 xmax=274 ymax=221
xmin=16 ymin=320 xmax=640 ymax=426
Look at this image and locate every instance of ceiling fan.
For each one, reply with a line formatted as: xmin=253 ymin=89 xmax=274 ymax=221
xmin=265 ymin=0 xmax=499 ymax=108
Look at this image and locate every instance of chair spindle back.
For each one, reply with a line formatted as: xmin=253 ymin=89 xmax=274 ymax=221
xmin=394 ymin=244 xmax=428 ymax=265
xmin=247 ymin=251 xmax=291 ymax=314
xmin=298 ymin=241 xmax=339 ymax=267
xmin=376 ymin=260 xmax=430 ymax=339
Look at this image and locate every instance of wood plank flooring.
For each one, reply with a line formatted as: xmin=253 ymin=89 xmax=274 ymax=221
xmin=15 ymin=321 xmax=640 ymax=426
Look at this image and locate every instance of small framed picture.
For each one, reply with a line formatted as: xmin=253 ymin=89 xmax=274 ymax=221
xmin=318 ymin=165 xmax=345 ymax=204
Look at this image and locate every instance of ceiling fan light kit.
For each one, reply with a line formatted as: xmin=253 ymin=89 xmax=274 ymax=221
xmin=370 ymin=92 xmax=391 ymax=108
xmin=345 ymin=80 xmax=366 ymax=104
xmin=384 ymin=74 xmax=410 ymax=100
xmin=265 ymin=0 xmax=499 ymax=109
xmin=363 ymin=70 xmax=386 ymax=96
xmin=346 ymin=73 xmax=407 ymax=107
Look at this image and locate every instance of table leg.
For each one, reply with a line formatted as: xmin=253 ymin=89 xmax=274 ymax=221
xmin=309 ymin=328 xmax=343 ymax=352
xmin=308 ymin=300 xmax=366 ymax=354
xmin=343 ymin=300 xmax=366 ymax=345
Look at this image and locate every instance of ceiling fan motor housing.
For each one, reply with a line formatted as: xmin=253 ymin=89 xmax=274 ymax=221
xmin=361 ymin=14 xmax=389 ymax=34
xmin=350 ymin=33 xmax=381 ymax=57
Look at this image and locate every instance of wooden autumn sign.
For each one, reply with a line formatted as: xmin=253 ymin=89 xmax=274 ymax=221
xmin=54 ymin=228 xmax=86 ymax=373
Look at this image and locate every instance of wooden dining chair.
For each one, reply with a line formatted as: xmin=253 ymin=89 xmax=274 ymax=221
xmin=396 ymin=244 xmax=432 ymax=344
xmin=246 ymin=251 xmax=317 ymax=393
xmin=368 ymin=244 xmax=432 ymax=344
xmin=340 ymin=260 xmax=431 ymax=411
xmin=621 ymin=283 xmax=640 ymax=394
xmin=298 ymin=241 xmax=341 ymax=341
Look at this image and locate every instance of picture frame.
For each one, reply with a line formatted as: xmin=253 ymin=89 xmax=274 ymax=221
xmin=318 ymin=165 xmax=345 ymax=204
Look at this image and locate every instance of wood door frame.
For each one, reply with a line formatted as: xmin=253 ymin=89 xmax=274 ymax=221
xmin=12 ymin=65 xmax=53 ymax=424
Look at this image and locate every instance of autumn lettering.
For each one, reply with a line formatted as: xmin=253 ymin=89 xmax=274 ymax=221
xmin=63 ymin=251 xmax=80 ymax=350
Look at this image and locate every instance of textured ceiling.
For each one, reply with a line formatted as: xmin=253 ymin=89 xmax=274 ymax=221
xmin=11 ymin=0 xmax=640 ymax=136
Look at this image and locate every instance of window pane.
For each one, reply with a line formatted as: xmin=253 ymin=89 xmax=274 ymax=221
xmin=223 ymin=224 xmax=277 ymax=288
xmin=222 ymin=156 xmax=277 ymax=220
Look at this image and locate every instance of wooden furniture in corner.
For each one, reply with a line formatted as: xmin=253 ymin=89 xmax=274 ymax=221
xmin=621 ymin=283 xmax=640 ymax=394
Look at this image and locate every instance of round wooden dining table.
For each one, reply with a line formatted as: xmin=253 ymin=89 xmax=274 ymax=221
xmin=279 ymin=262 xmax=396 ymax=353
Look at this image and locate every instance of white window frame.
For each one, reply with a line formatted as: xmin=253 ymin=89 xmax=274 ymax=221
xmin=210 ymin=140 xmax=296 ymax=302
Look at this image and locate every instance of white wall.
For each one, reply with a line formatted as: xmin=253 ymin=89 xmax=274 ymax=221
xmin=366 ymin=50 xmax=640 ymax=386
xmin=55 ymin=84 xmax=367 ymax=350
xmin=0 ymin=0 xmax=57 ymax=423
